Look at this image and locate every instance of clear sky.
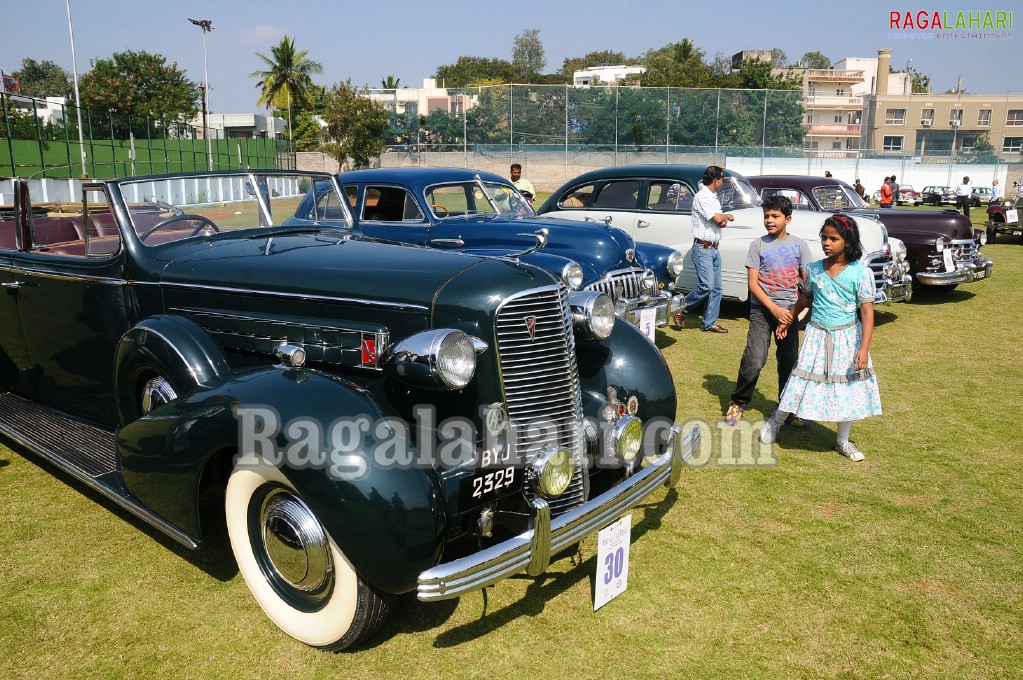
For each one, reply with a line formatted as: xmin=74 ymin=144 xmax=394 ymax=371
xmin=0 ymin=0 xmax=1017 ymax=114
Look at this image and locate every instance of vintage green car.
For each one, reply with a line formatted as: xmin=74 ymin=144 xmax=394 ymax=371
xmin=0 ymin=170 xmax=698 ymax=649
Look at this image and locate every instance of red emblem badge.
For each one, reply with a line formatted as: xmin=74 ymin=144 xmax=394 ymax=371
xmin=524 ymin=315 xmax=537 ymax=341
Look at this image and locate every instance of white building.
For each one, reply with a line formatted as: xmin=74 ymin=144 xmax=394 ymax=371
xmin=572 ymin=65 xmax=647 ymax=87
xmin=366 ymin=78 xmax=474 ymax=118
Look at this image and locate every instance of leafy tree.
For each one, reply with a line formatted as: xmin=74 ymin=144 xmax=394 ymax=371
xmin=770 ymin=48 xmax=788 ymax=66
xmin=421 ymin=109 xmax=465 ymax=148
xmin=640 ymin=40 xmax=714 ymax=87
xmin=435 ymin=56 xmax=517 ymax=87
xmin=735 ymin=58 xmax=801 ymax=90
xmin=79 ymin=50 xmax=198 ymax=136
xmin=290 ymin=111 xmax=323 ymax=152
xmin=908 ymin=66 xmax=930 ymax=94
xmin=12 ymin=58 xmax=73 ymax=100
xmin=250 ymin=36 xmax=324 ymax=136
xmin=380 ymin=75 xmax=401 ymax=89
xmin=320 ymin=80 xmax=389 ymax=168
xmin=512 ymin=29 xmax=546 ymax=81
xmin=799 ymin=51 xmax=831 ymax=69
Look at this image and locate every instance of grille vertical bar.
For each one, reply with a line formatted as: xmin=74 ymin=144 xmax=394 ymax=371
xmin=495 ymin=286 xmax=586 ymax=514
xmin=585 ymin=267 xmax=645 ymax=302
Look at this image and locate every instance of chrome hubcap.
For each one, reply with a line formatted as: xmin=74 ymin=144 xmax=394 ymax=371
xmin=141 ymin=376 xmax=177 ymax=414
xmin=260 ymin=490 xmax=333 ymax=594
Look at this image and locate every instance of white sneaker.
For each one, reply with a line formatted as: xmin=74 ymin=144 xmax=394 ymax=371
xmin=836 ymin=441 xmax=865 ymax=462
xmin=759 ymin=416 xmax=782 ymax=444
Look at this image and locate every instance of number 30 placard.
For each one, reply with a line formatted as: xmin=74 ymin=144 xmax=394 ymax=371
xmin=594 ymin=514 xmax=632 ymax=610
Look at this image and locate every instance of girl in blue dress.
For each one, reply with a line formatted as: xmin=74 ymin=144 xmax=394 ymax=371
xmin=759 ymin=214 xmax=882 ymax=461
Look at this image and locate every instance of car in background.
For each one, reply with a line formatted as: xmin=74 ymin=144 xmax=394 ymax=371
xmin=921 ymin=185 xmax=956 ymax=206
xmin=971 ymin=186 xmax=993 ymax=207
xmin=0 ymin=169 xmax=698 ymax=650
xmin=536 ymin=165 xmax=911 ymax=305
xmin=897 ymin=185 xmax=922 ymax=206
xmin=331 ymin=168 xmax=684 ymax=332
xmin=986 ymin=188 xmax=1023 ymax=242
xmin=746 ymin=175 xmax=993 ymax=293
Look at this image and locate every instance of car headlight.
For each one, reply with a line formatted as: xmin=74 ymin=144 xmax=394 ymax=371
xmin=381 ymin=329 xmax=483 ymax=390
xmin=606 ymin=415 xmax=643 ymax=463
xmin=531 ymin=444 xmax=575 ymax=497
xmin=935 ymin=237 xmax=947 ymax=252
xmin=561 ymin=261 xmax=584 ymax=290
xmin=641 ymin=269 xmax=656 ymax=291
xmin=667 ymin=250 xmax=684 ymax=278
xmin=891 ymin=238 xmax=907 ymax=260
xmin=569 ymin=291 xmax=616 ymax=340
xmin=976 ymin=229 xmax=987 ymax=245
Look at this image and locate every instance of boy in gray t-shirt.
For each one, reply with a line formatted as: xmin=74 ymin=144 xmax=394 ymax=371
xmin=725 ymin=195 xmax=813 ymax=426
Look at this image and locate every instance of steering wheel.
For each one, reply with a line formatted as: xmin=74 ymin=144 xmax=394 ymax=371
xmin=139 ymin=214 xmax=219 ymax=242
xmin=431 ymin=204 xmax=449 ymax=217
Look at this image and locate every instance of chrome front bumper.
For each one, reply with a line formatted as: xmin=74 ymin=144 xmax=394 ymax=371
xmin=916 ymin=258 xmax=994 ymax=286
xmin=417 ymin=423 xmax=700 ymax=601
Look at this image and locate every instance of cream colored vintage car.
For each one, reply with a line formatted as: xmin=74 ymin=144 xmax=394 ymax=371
xmin=537 ymin=165 xmax=912 ymax=305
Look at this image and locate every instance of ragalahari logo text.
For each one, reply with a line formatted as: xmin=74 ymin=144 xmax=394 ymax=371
xmin=889 ymin=9 xmax=1013 ymax=39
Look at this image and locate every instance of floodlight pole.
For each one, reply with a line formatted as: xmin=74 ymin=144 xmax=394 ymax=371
xmin=189 ymin=18 xmax=213 ymax=170
xmin=66 ymin=0 xmax=87 ymax=177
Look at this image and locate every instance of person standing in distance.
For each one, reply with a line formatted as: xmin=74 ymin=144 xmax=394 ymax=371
xmin=510 ymin=163 xmax=535 ymax=203
xmin=955 ymin=176 xmax=972 ymax=217
xmin=991 ymin=178 xmax=1004 ymax=204
xmin=676 ymin=165 xmax=735 ymax=333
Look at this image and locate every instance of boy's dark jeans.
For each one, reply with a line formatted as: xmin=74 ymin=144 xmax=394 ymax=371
xmin=730 ymin=304 xmax=800 ymax=406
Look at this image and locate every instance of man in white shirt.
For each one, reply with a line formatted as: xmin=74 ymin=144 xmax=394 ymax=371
xmin=991 ymin=179 xmax=1004 ymax=204
xmin=677 ymin=165 xmax=735 ymax=333
xmin=955 ymin=176 xmax=972 ymax=217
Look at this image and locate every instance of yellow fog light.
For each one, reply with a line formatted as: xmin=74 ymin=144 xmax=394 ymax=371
xmin=532 ymin=445 xmax=575 ymax=497
xmin=607 ymin=415 xmax=643 ymax=463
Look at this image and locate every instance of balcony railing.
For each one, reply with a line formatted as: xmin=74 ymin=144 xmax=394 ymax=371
xmin=806 ymin=69 xmax=865 ymax=82
xmin=805 ymin=96 xmax=864 ymax=109
xmin=806 ymin=123 xmax=862 ymax=136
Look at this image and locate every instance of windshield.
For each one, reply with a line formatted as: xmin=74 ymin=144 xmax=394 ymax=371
xmin=121 ymin=171 xmax=351 ymax=247
xmin=425 ymin=180 xmax=536 ymax=219
xmin=812 ymin=184 xmax=869 ymax=210
xmin=716 ymin=177 xmax=763 ymax=211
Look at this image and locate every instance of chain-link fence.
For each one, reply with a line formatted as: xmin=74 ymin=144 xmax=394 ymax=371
xmin=1 ymin=93 xmax=287 ymax=178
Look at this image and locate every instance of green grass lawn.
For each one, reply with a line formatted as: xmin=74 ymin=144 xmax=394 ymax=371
xmin=2 ymin=235 xmax=1022 ymax=678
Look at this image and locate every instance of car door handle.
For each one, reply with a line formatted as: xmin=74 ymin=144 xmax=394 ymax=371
xmin=429 ymin=238 xmax=464 ymax=247
xmin=637 ymin=220 xmax=650 ymax=228
xmin=2 ymin=281 xmax=25 ymax=290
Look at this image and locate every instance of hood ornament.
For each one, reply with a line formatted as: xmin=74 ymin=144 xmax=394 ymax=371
xmin=510 ymin=227 xmax=549 ymax=258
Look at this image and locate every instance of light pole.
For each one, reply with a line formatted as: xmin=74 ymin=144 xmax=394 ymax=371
xmin=66 ymin=0 xmax=87 ymax=177
xmin=188 ymin=18 xmax=213 ymax=170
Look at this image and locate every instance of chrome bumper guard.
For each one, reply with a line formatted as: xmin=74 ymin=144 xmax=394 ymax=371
xmin=417 ymin=423 xmax=700 ymax=601
xmin=875 ymin=273 xmax=913 ymax=304
xmin=618 ymin=292 xmax=680 ymax=328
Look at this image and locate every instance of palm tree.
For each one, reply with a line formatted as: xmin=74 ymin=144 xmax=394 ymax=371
xmin=380 ymin=75 xmax=401 ymax=89
xmin=249 ymin=36 xmax=323 ymax=144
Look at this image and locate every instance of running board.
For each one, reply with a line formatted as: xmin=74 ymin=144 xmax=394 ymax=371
xmin=0 ymin=392 xmax=198 ymax=549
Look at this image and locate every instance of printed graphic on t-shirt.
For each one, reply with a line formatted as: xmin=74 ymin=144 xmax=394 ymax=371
xmin=758 ymin=243 xmax=803 ymax=292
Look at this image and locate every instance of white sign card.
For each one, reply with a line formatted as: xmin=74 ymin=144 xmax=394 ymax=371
xmin=594 ymin=514 xmax=632 ymax=610
xmin=638 ymin=308 xmax=656 ymax=341
xmin=1006 ymin=209 xmax=1018 ymax=224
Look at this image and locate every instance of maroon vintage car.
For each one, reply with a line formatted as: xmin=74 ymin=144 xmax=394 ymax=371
xmin=986 ymin=177 xmax=1023 ymax=242
xmin=747 ymin=175 xmax=993 ymax=294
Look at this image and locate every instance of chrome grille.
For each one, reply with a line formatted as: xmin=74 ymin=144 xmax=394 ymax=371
xmin=585 ymin=267 xmax=647 ymax=302
xmin=865 ymin=254 xmax=891 ymax=295
xmin=495 ymin=285 xmax=586 ymax=515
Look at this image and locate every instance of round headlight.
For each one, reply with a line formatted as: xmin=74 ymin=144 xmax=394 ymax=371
xmin=532 ymin=445 xmax=575 ymax=497
xmin=561 ymin=261 xmax=584 ymax=290
xmin=641 ymin=269 xmax=656 ymax=291
xmin=436 ymin=331 xmax=476 ymax=389
xmin=607 ymin=415 xmax=643 ymax=462
xmin=667 ymin=250 xmax=684 ymax=278
xmin=977 ymin=229 xmax=988 ymax=245
xmin=569 ymin=291 xmax=616 ymax=341
xmin=935 ymin=237 xmax=947 ymax=252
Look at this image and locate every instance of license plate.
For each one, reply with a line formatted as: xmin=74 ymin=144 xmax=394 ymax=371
xmin=459 ymin=463 xmax=519 ymax=506
xmin=975 ymin=270 xmax=986 ymax=279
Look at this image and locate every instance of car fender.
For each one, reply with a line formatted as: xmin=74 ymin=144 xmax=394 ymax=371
xmin=117 ymin=364 xmax=446 ymax=595
xmin=634 ymin=241 xmax=680 ymax=288
xmin=575 ymin=320 xmax=676 ymax=424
